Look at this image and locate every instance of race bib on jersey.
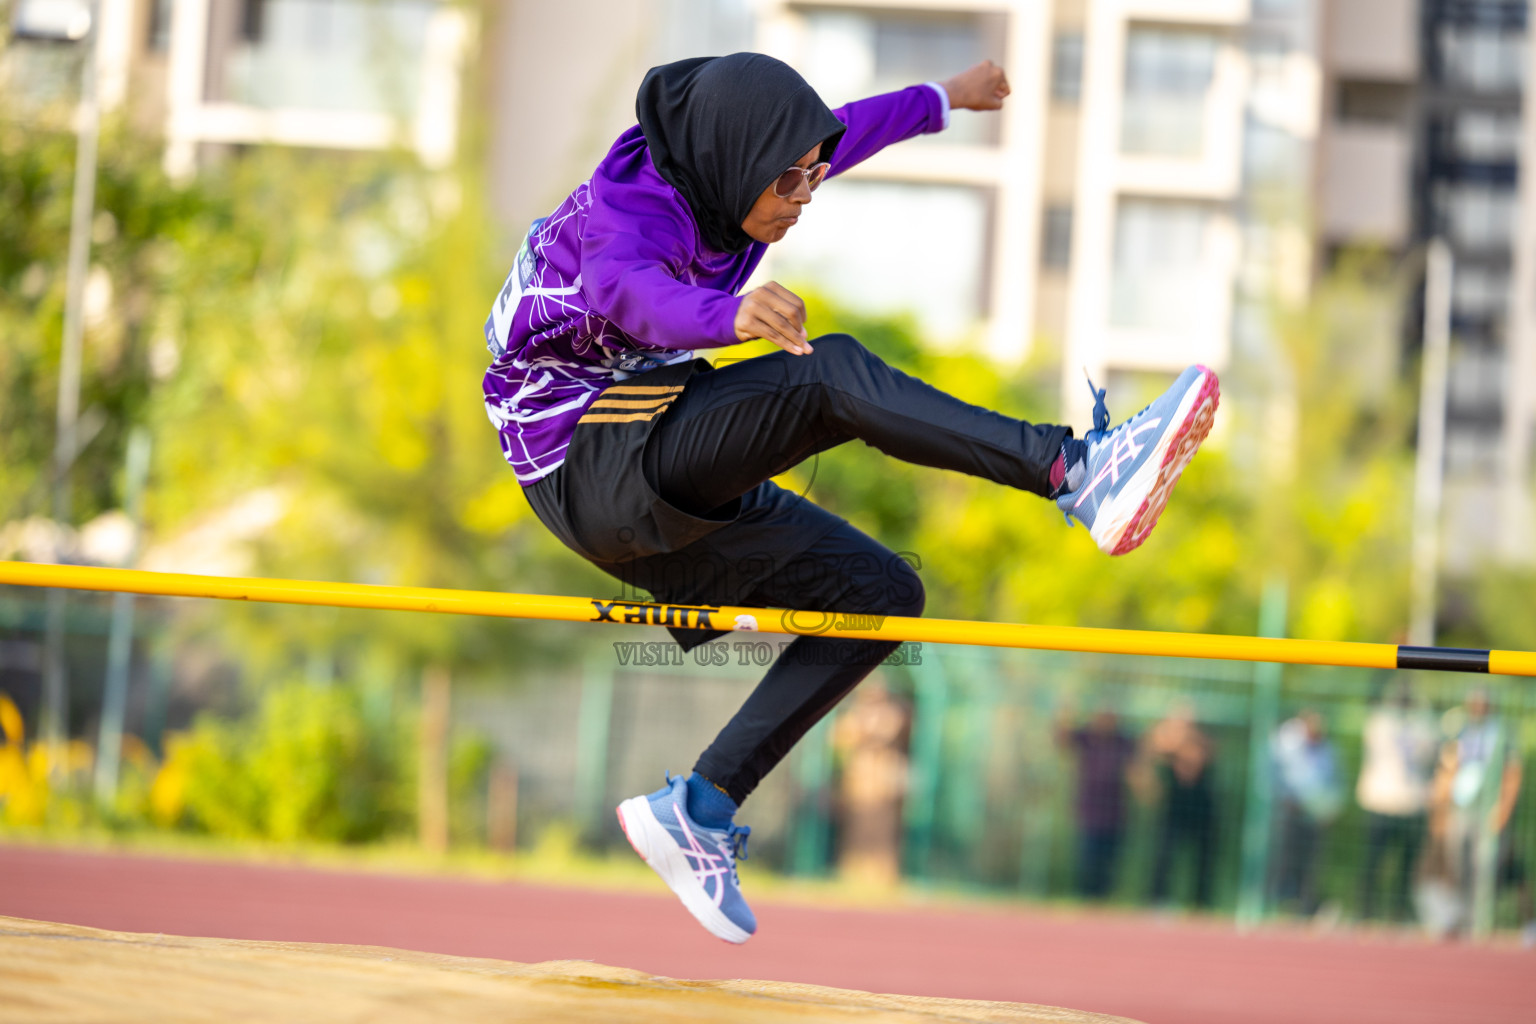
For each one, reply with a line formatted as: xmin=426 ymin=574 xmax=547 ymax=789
xmin=602 ymin=348 xmax=696 ymax=380
xmin=484 ymin=217 xmax=546 ymax=359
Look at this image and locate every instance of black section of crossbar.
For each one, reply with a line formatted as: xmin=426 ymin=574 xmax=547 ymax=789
xmin=1396 ymin=646 xmax=1491 ymax=673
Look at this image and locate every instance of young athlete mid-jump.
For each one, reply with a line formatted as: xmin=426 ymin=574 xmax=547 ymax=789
xmin=483 ymin=54 xmax=1219 ymax=943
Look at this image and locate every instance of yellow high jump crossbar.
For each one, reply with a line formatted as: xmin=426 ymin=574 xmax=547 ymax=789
xmin=1 ymin=560 xmax=1533 ymax=678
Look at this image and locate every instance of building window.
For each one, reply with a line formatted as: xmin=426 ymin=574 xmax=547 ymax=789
xmin=1041 ymin=204 xmax=1073 ymax=269
xmin=216 ymin=0 xmax=436 ymax=115
xmin=146 ymin=0 xmax=173 ymax=52
xmin=1445 ymin=425 xmax=1502 ymax=479
xmin=1120 ymin=27 xmax=1218 ymax=158
xmin=1437 ymin=23 xmax=1525 ymax=93
xmin=650 ymin=0 xmax=756 ymax=63
xmin=1243 ymin=116 xmax=1300 ymax=188
xmin=873 ymin=12 xmax=987 ymax=82
xmin=1247 ymin=34 xmax=1288 ymax=102
xmin=1051 ymin=32 xmax=1083 ymax=103
xmin=799 ymin=8 xmax=1006 ymax=146
xmin=1452 ymin=265 xmax=1510 ymax=329
xmin=1438 ymin=182 xmax=1516 ymax=250
xmin=1451 ymin=110 xmax=1521 ymax=162
xmin=772 ymin=181 xmax=992 ymax=337
xmin=241 ymin=0 xmax=266 ymax=43
xmin=1110 ymin=198 xmax=1211 ymax=331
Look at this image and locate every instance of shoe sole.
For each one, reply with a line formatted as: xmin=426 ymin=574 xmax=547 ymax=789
xmin=616 ymin=796 xmax=753 ymax=945
xmin=1091 ymin=366 xmax=1221 ymax=556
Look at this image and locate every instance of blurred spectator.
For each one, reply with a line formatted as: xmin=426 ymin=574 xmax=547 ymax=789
xmin=1356 ymin=679 xmax=1437 ymax=922
xmin=1054 ymin=703 xmax=1137 ymax=899
xmin=1142 ymin=704 xmax=1218 ymax=909
xmin=832 ymin=680 xmax=911 ymax=887
xmin=1269 ymin=709 xmax=1343 ymax=916
xmin=1427 ymin=688 xmax=1534 ymax=944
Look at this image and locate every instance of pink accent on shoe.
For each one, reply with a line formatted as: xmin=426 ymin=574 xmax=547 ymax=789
xmin=1109 ymin=366 xmax=1221 ymax=556
xmin=1048 ymin=453 xmax=1067 ymax=495
xmin=617 ymin=806 xmax=641 ymax=854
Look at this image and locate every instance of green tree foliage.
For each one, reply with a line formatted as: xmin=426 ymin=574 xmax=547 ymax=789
xmin=0 ymin=98 xmax=611 ymax=683
xmin=1447 ymin=566 xmax=1536 ymax=651
xmin=786 ymin=256 xmax=1420 ymax=644
xmin=0 ymin=117 xmax=217 ymax=522
xmin=157 ymin=680 xmax=413 ymax=842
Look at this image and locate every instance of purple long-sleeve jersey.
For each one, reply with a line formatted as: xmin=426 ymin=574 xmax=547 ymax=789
xmin=482 ymin=83 xmax=948 ymax=484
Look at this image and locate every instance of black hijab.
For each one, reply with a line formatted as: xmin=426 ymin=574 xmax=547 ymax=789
xmin=636 ymin=53 xmax=846 ymax=254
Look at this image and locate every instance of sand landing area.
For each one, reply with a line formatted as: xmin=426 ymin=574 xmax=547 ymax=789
xmin=1 ymin=915 xmax=1142 ymax=1024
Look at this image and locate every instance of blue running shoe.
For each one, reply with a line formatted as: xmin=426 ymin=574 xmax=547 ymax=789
xmin=616 ymin=774 xmax=756 ymax=943
xmin=1056 ymin=364 xmax=1220 ymax=556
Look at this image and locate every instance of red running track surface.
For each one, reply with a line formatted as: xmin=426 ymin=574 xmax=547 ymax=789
xmin=3 ymin=845 xmax=1531 ymax=1024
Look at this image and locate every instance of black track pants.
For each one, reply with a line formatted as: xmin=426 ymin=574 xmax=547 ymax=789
xmin=643 ymin=334 xmax=1067 ymax=515
xmin=635 ymin=335 xmax=1067 ymax=803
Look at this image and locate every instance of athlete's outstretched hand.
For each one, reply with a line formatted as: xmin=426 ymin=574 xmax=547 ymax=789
xmin=942 ymin=60 xmax=1010 ymax=111
xmin=735 ymin=281 xmax=813 ymax=355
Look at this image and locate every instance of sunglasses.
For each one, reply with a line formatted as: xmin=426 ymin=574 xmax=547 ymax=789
xmin=773 ymin=161 xmax=830 ymax=198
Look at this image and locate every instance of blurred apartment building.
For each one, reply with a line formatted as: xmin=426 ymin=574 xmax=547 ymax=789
xmin=1317 ymin=0 xmax=1532 ymax=562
